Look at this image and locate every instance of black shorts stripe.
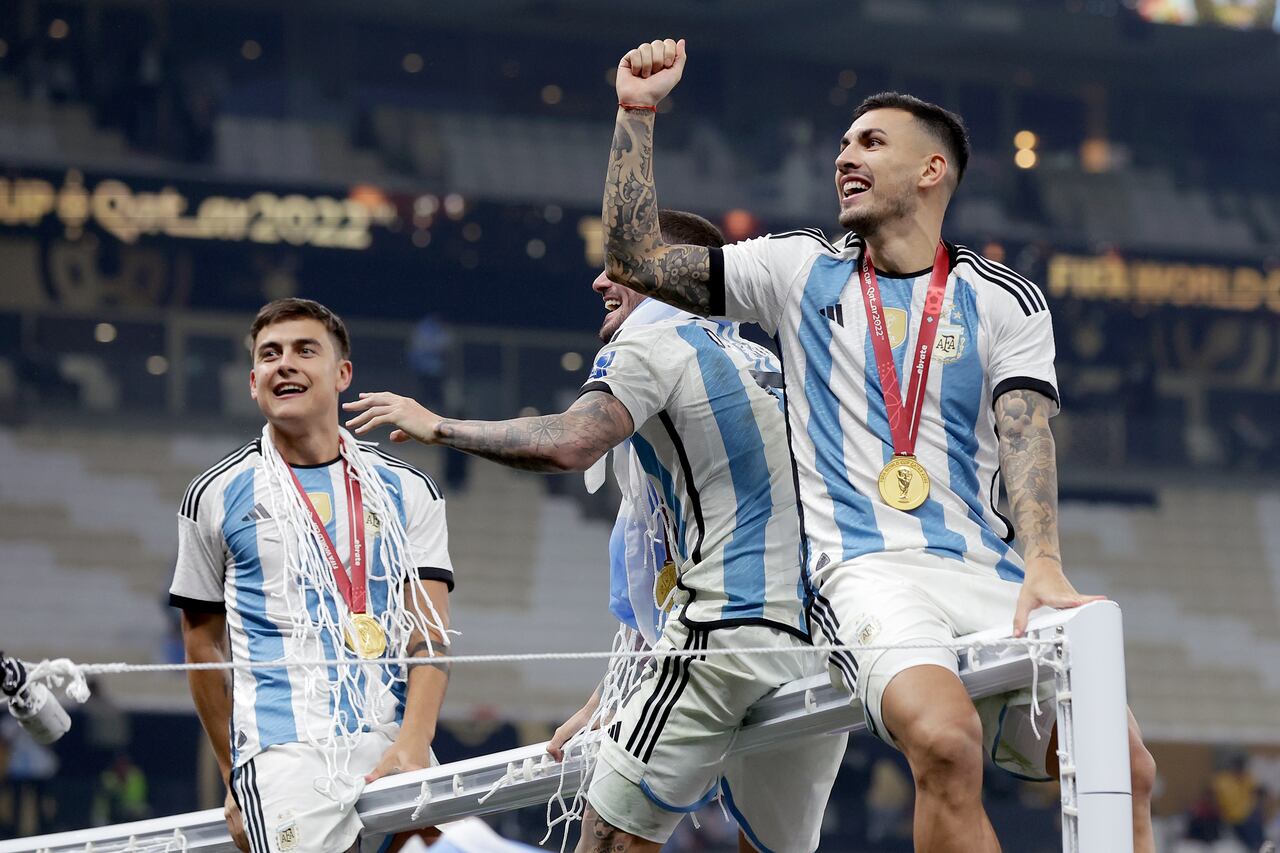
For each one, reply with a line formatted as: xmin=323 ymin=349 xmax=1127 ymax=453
xmin=181 ymin=441 xmax=259 ymax=520
xmin=360 ymin=444 xmax=442 ymax=499
xmin=624 ymin=630 xmax=697 ymax=756
xmin=246 ymin=760 xmax=271 ymax=853
xmin=810 ymin=592 xmax=858 ymax=681
xmin=639 ymin=630 xmax=707 ymax=764
xmin=233 ymin=761 xmax=268 ymax=853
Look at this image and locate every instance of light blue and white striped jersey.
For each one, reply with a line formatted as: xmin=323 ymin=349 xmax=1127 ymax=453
xmin=712 ymin=232 xmax=1058 ymax=582
xmin=583 ymin=302 xmax=809 ymax=639
xmin=169 ymin=440 xmax=452 ymax=768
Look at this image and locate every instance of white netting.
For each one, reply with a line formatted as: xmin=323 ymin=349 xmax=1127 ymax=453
xmin=252 ymin=426 xmax=453 ymax=802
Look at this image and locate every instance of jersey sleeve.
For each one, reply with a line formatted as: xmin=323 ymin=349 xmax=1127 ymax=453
xmin=987 ymin=296 xmax=1061 ymax=415
xmin=404 ymin=479 xmax=455 ymax=591
xmin=579 ymin=327 xmax=683 ymax=428
xmin=712 ymin=233 xmax=821 ymax=336
xmin=169 ymin=486 xmax=227 ymax=613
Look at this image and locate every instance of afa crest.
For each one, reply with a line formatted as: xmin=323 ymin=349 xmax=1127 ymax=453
xmin=276 ymin=821 xmax=299 ymax=852
xmin=589 ymin=351 xmax=616 ymax=380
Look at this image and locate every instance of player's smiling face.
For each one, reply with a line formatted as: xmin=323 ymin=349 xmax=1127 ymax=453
xmin=250 ymin=317 xmax=352 ymax=429
xmin=835 ymin=108 xmax=929 ymax=234
xmin=592 ymin=269 xmax=646 ymax=342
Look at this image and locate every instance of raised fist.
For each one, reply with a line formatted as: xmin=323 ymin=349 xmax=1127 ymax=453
xmin=616 ymin=38 xmax=686 ymax=108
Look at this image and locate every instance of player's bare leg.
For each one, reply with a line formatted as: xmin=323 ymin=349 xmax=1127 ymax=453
xmin=737 ymin=829 xmax=755 ymax=852
xmin=574 ymin=807 xmax=661 ymax=853
xmin=880 ymin=664 xmax=999 ymax=853
xmin=1045 ymin=709 xmax=1156 ymax=853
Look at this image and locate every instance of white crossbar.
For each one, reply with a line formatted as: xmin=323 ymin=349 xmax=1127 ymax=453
xmin=0 ymin=601 xmax=1131 ymax=853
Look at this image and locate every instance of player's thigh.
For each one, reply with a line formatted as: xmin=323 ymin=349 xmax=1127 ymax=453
xmin=812 ymin=562 xmax=957 ymax=748
xmin=235 ymin=743 xmax=365 ymax=853
xmin=719 ymin=730 xmax=848 ymax=853
xmin=589 ymin=622 xmax=797 ymax=844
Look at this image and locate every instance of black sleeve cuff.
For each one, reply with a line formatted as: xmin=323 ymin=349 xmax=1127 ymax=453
xmin=169 ymin=593 xmax=226 ymax=613
xmin=414 ymin=567 xmax=455 ymax=591
xmin=992 ymin=377 xmax=1060 ymax=410
xmin=579 ymin=380 xmax=613 ymax=399
xmin=708 ymin=247 xmax=726 ymax=316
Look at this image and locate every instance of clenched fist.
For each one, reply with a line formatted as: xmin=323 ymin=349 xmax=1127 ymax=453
xmin=616 ymin=38 xmax=686 ymax=108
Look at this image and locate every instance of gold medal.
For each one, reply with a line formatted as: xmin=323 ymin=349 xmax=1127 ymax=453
xmin=654 ymin=561 xmax=678 ymax=612
xmin=345 ymin=613 xmax=387 ymax=659
xmin=878 ymin=455 xmax=930 ymax=511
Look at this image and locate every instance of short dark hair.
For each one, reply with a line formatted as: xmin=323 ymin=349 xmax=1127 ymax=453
xmin=658 ymin=209 xmax=725 ymax=249
xmin=852 ymin=91 xmax=971 ymax=187
xmin=250 ymin=298 xmax=351 ymax=359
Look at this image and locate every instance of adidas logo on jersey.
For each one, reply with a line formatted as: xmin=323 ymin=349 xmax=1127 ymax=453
xmin=241 ymin=503 xmax=272 ymax=523
xmin=819 ymin=304 xmax=845 ymax=327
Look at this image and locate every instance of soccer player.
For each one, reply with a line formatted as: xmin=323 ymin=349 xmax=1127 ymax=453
xmin=344 ymin=211 xmax=844 ymax=853
xmin=170 ymin=298 xmax=454 ymax=853
xmin=597 ymin=39 xmax=1158 ymax=853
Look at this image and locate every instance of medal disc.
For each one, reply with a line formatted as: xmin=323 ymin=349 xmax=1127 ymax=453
xmin=877 ymin=455 xmax=930 ymax=511
xmin=654 ymin=561 xmax=678 ymax=611
xmin=345 ymin=613 xmax=387 ymax=659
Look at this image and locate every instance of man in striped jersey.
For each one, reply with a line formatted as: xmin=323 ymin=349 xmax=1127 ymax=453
xmin=170 ymin=299 xmax=453 ymax=853
xmin=599 ymin=39 xmax=1156 ymax=852
xmin=345 ymin=211 xmax=844 ymax=853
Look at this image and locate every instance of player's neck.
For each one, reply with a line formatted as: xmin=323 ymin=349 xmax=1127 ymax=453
xmin=269 ymin=420 xmax=341 ymax=467
xmin=863 ymin=216 xmax=941 ymax=277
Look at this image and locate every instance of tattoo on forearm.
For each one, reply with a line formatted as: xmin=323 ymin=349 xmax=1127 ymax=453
xmin=996 ymin=390 xmax=1061 ymax=566
xmin=434 ymin=392 xmax=630 ymax=472
xmin=603 ymin=109 xmax=712 ymax=315
xmin=407 ymin=639 xmax=450 ymax=674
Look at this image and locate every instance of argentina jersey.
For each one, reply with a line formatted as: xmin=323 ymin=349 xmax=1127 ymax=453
xmin=710 ymin=231 xmax=1059 ymax=583
xmin=169 ymin=440 xmax=452 ymax=768
xmin=581 ymin=308 xmax=809 ymax=639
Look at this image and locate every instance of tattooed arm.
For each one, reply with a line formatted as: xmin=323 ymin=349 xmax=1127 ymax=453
xmin=603 ymin=38 xmax=714 ymax=316
xmin=996 ymin=389 xmax=1105 ymax=636
xmin=367 ymin=578 xmax=450 ymax=783
xmin=345 ymin=390 xmax=635 ymax=474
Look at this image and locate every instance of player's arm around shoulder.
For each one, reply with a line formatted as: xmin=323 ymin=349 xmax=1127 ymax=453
xmin=603 ymin=38 xmax=717 ymax=316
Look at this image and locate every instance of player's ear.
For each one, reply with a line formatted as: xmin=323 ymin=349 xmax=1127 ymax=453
xmin=920 ymin=153 xmax=948 ymax=191
xmin=249 ymin=368 xmax=259 ymax=400
xmin=336 ymin=359 xmax=353 ymax=393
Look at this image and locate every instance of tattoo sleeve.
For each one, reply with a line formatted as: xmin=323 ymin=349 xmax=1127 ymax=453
xmin=995 ymin=389 xmax=1061 ymax=568
xmin=603 ymin=108 xmax=713 ymax=315
xmin=433 ymin=391 xmax=634 ymax=473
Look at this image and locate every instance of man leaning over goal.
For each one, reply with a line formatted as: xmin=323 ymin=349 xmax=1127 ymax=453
xmin=344 ymin=210 xmax=845 ymax=853
xmin=598 ymin=38 xmax=1158 ymax=853
xmin=170 ymin=298 xmax=454 ymax=853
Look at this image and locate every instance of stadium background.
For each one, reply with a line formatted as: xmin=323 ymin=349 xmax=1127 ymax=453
xmin=1 ymin=0 xmax=1278 ymax=849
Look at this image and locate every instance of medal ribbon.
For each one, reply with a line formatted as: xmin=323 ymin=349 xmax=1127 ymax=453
xmin=858 ymin=242 xmax=951 ymax=457
xmin=285 ymin=449 xmax=367 ymax=615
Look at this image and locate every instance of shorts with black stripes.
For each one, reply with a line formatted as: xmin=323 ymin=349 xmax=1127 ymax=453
xmin=810 ymin=554 xmax=1056 ymax=780
xmin=231 ymin=729 xmax=434 ymax=853
xmin=587 ymin=619 xmax=845 ymax=852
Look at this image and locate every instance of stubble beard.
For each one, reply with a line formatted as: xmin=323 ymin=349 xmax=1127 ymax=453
xmin=838 ymin=185 xmax=915 ymax=237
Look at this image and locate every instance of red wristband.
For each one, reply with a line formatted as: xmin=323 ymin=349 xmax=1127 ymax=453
xmin=618 ymin=102 xmax=658 ymax=112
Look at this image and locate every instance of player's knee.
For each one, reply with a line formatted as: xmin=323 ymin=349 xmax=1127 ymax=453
xmin=1129 ymin=736 xmax=1157 ymax=802
xmin=901 ymin=709 xmax=984 ymax=786
xmin=576 ymin=808 xmax=653 ymax=853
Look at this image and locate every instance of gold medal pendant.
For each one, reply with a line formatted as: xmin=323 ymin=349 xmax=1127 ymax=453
xmin=654 ymin=561 xmax=678 ymax=612
xmin=878 ymin=455 xmax=930 ymax=511
xmin=345 ymin=613 xmax=387 ymax=660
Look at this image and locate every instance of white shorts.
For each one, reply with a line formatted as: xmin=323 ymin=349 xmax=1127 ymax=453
xmin=231 ymin=730 xmax=434 ymax=853
xmin=588 ymin=620 xmax=845 ymax=852
xmin=811 ymin=555 xmax=1056 ymax=781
